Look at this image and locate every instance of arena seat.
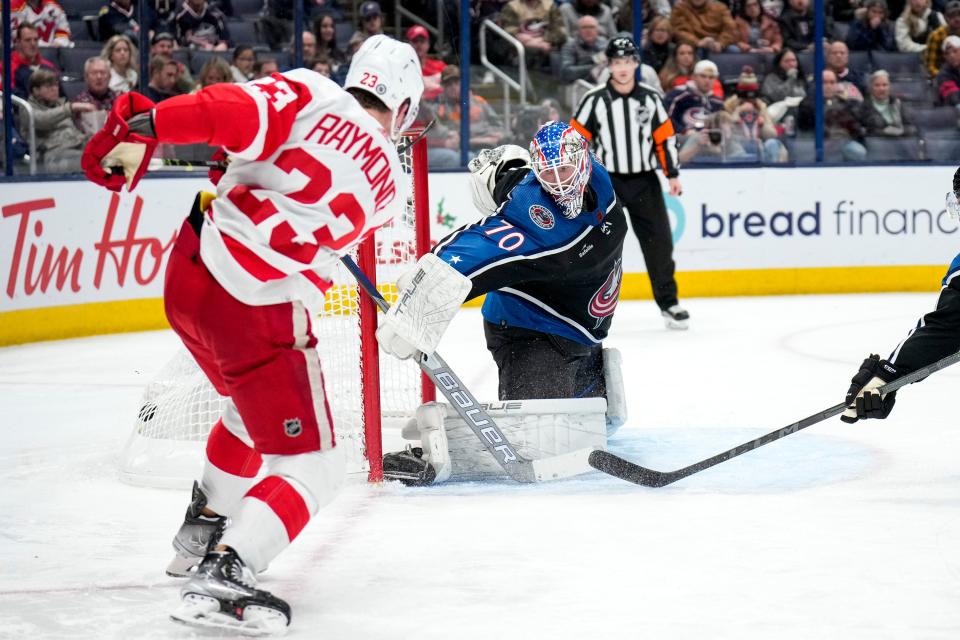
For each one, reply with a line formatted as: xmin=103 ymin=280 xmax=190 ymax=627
xmin=708 ymin=52 xmax=769 ymax=83
xmin=908 ymin=106 xmax=959 ymax=134
xmin=233 ymin=0 xmax=264 ymax=16
xmin=870 ymin=51 xmax=925 ymax=79
xmin=922 ymin=137 xmax=960 ymax=161
xmin=893 ymin=78 xmax=933 ymax=103
xmin=229 ymin=20 xmax=261 ymax=47
xmin=65 ymin=0 xmax=105 ymax=19
xmin=62 ymin=80 xmax=86 ymax=100
xmin=57 ymin=46 xmax=103 ymax=75
xmin=864 ymin=136 xmax=923 ymax=161
xmin=190 ymin=50 xmax=229 ymax=74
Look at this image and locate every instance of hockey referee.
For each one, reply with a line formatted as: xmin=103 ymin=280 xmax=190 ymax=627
xmin=571 ymin=35 xmax=689 ymax=330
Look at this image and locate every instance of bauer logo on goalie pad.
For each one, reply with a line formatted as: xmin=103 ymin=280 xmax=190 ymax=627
xmin=284 ymin=418 xmax=303 ymax=437
xmin=433 ymin=370 xmax=519 ymax=464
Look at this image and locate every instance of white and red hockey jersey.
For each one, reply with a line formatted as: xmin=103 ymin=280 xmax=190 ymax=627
xmin=153 ymin=69 xmax=407 ymax=309
xmin=11 ymin=0 xmax=71 ymax=47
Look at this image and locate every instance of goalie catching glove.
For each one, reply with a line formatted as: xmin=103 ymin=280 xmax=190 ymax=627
xmin=841 ymin=354 xmax=903 ymax=423
xmin=468 ymin=144 xmax=531 ymax=216
xmin=376 ymin=252 xmax=472 ymax=360
xmin=81 ymin=92 xmax=159 ymax=192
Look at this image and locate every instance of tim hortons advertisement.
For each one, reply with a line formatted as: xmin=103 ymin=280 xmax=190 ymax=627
xmin=0 ymin=179 xmax=203 ymax=313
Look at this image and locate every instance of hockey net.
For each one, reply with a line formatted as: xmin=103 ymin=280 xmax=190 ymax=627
xmin=119 ymin=131 xmax=433 ymax=488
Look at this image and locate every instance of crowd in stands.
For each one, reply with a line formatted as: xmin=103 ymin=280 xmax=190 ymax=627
xmin=3 ymin=0 xmax=960 ymax=173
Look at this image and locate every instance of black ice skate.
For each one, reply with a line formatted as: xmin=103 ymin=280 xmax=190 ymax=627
xmin=661 ymin=305 xmax=690 ymax=330
xmin=170 ymin=548 xmax=290 ymax=636
xmin=166 ymin=481 xmax=227 ymax=577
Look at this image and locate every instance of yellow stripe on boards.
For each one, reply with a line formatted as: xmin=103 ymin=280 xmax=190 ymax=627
xmin=463 ymin=265 xmax=946 ymax=306
xmin=0 ymin=298 xmax=169 ymax=346
xmin=1 ymin=266 xmax=946 ymax=345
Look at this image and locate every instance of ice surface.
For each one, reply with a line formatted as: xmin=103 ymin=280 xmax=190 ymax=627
xmin=1 ymin=294 xmax=959 ymax=639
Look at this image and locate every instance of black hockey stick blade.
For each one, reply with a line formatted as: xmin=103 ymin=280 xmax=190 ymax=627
xmin=591 ymin=350 xmax=960 ymax=488
xmin=340 ymin=254 xmax=541 ymax=483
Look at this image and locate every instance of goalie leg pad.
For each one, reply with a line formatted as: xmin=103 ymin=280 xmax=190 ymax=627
xmin=603 ymin=348 xmax=628 ymax=436
xmin=401 ymin=398 xmax=608 ymax=482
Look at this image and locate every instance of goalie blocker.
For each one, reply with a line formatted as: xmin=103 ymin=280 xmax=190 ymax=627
xmin=384 ymin=348 xmax=627 ymax=485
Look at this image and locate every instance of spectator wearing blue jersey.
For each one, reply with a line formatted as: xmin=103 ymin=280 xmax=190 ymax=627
xmin=98 ymin=0 xmax=140 ymax=42
xmin=665 ymin=59 xmax=725 ymax=134
xmin=175 ymin=0 xmax=230 ymax=51
xmin=846 ymin=0 xmax=898 ymax=51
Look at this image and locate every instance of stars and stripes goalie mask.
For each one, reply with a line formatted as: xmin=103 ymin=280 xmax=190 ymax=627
xmin=530 ymin=121 xmax=592 ymax=219
xmin=344 ymin=34 xmax=424 ymax=140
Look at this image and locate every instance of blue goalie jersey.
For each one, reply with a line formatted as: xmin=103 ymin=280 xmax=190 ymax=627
xmin=433 ymin=156 xmax=627 ymax=345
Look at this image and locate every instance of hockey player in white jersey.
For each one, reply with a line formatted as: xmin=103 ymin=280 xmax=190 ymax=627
xmin=81 ymin=35 xmax=423 ymax=634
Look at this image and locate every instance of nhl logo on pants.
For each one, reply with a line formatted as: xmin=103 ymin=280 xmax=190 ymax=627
xmin=284 ymin=418 xmax=303 ymax=437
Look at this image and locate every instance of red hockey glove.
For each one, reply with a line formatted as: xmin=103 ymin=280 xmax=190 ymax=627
xmin=81 ymin=92 xmax=158 ymax=192
xmin=208 ymin=147 xmax=228 ymax=186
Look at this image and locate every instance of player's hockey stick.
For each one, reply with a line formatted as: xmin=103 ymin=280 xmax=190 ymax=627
xmin=590 ymin=350 xmax=960 ymax=488
xmin=396 ymin=119 xmax=435 ymax=154
xmin=148 ymin=158 xmax=224 ymax=171
xmin=341 ymin=255 xmax=597 ymax=483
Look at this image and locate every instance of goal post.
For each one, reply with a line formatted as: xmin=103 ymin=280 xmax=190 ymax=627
xmin=119 ymin=130 xmax=433 ymax=488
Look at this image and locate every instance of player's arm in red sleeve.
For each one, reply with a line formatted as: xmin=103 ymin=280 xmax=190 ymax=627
xmin=153 ymin=73 xmax=311 ymax=161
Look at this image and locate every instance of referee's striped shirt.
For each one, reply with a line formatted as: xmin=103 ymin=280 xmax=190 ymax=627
xmin=571 ymin=81 xmax=680 ymax=178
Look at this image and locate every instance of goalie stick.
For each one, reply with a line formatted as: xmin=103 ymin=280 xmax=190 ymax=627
xmin=340 ymin=255 xmax=597 ymax=483
xmin=590 ymin=350 xmax=960 ymax=488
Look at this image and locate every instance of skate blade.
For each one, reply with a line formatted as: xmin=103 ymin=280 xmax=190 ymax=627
xmin=166 ymin=553 xmax=200 ymax=578
xmin=663 ymin=317 xmax=689 ymax=330
xmin=171 ymin=594 xmax=289 ymax=637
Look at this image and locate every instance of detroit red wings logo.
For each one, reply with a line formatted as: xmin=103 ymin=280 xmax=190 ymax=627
xmin=589 ymin=259 xmax=622 ymax=327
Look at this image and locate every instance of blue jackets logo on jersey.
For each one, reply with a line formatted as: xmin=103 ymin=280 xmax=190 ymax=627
xmin=589 ymin=259 xmax=622 ymax=327
xmin=528 ymin=204 xmax=555 ymax=230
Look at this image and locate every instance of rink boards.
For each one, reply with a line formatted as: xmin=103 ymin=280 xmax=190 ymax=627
xmin=1 ymin=165 xmax=957 ymax=345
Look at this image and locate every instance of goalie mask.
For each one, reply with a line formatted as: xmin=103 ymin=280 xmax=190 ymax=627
xmin=344 ymin=34 xmax=424 ymax=140
xmin=529 ymin=121 xmax=592 ymax=219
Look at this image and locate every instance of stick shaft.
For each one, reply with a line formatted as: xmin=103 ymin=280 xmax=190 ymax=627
xmin=591 ymin=349 xmax=960 ymax=487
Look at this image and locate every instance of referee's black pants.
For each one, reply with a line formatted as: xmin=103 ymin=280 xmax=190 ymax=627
xmin=609 ymin=171 xmax=679 ymax=311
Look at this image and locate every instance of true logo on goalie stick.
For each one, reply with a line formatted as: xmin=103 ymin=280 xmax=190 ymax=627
xmin=528 ymin=204 xmax=555 ymax=230
xmin=284 ymin=418 xmax=303 ymax=437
